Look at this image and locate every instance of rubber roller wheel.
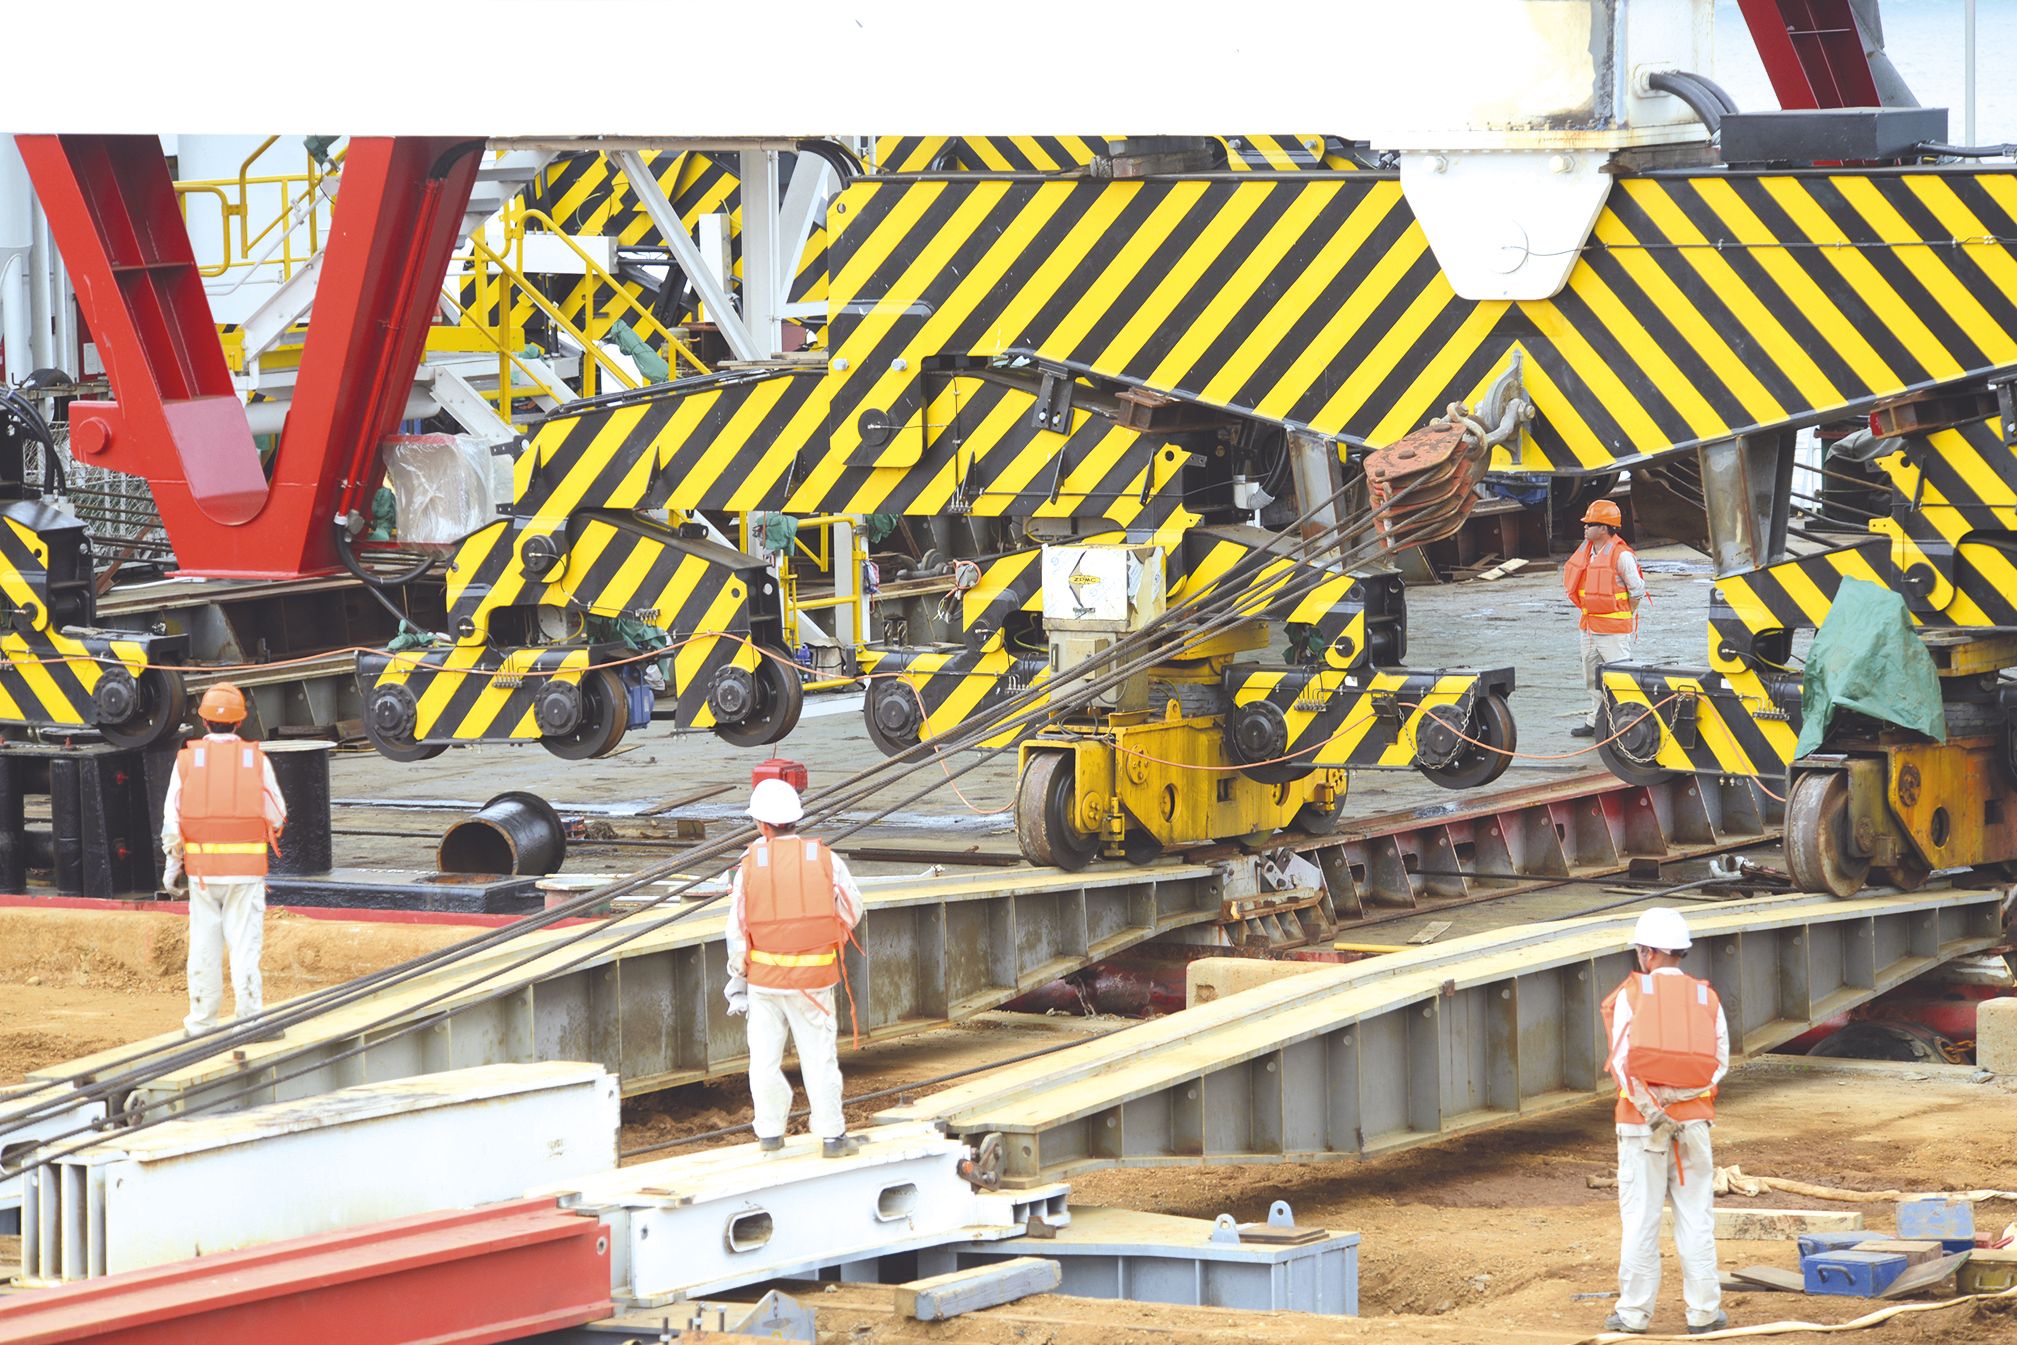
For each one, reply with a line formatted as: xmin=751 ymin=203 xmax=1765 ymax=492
xmin=1784 ymin=770 xmax=1870 ymax=899
xmin=541 ymin=669 xmax=629 ymax=761
xmin=1413 ymin=693 xmax=1515 ymax=791
xmin=364 ymin=722 xmax=446 ymax=763
xmin=714 ymin=653 xmax=804 ymax=749
xmin=99 ymin=668 xmax=188 ymax=751
xmin=1015 ymin=751 xmax=1098 ymax=870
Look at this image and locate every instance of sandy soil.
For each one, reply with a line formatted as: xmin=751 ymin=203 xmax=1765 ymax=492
xmin=0 ymin=905 xmax=476 ymax=1083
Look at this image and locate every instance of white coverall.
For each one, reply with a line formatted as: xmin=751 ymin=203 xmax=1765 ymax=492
xmin=724 ymin=841 xmax=865 ymax=1141
xmin=160 ymin=734 xmax=287 ymax=1036
xmin=1608 ymin=966 xmax=1731 ymax=1332
xmin=1581 ymin=544 xmax=1648 ymax=727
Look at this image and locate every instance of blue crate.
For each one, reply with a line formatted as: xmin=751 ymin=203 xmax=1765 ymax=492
xmin=1897 ymin=1198 xmax=1974 ymax=1243
xmin=1798 ymin=1230 xmax=1875 ymax=1260
xmin=1804 ymin=1250 xmax=1910 ymax=1297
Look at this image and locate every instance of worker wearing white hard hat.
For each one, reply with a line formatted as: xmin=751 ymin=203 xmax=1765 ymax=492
xmin=1599 ymin=908 xmax=1731 ymax=1335
xmin=724 ymin=778 xmax=866 ymax=1158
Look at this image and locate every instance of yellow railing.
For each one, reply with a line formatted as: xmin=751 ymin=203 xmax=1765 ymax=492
xmin=175 ymin=137 xmax=342 ymax=282
xmin=743 ymin=513 xmax=871 ymax=652
xmin=502 ymin=201 xmax=708 ymax=379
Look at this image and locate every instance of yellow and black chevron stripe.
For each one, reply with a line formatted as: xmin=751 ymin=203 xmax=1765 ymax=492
xmin=0 ymin=514 xmax=158 ymax=731
xmin=519 ymin=369 xmax=1200 ymax=532
xmin=1169 ymin=527 xmax=1382 ymax=670
xmin=1599 ymin=666 xmax=1801 ymax=778
xmin=869 ymin=136 xmax=1351 ymax=174
xmin=820 ymin=169 xmax=2017 ymax=474
xmin=359 ymin=643 xmax=598 ymax=743
xmin=1227 ymin=666 xmax=1501 ymax=770
xmin=856 ymin=644 xmax=1049 ymax=748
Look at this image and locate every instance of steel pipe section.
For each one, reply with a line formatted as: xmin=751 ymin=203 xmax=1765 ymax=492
xmin=438 ymin=791 xmax=567 ymax=876
xmin=889 ymin=887 xmax=2013 ymax=1186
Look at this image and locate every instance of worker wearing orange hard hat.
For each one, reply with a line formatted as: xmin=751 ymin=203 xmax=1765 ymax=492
xmin=160 ymin=683 xmax=288 ymax=1038
xmin=1563 ymin=498 xmax=1648 ymax=739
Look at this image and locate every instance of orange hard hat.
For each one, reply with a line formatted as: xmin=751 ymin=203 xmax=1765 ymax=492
xmin=1582 ymin=499 xmax=1623 ymax=527
xmin=197 ymin=683 xmax=247 ymax=724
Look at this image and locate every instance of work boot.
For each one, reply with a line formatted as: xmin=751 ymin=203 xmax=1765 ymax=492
xmin=1603 ymin=1313 xmax=1647 ymax=1335
xmin=1570 ymin=723 xmax=1597 ymax=739
xmin=1688 ymin=1313 xmax=1729 ymax=1335
xmin=758 ymin=1136 xmax=784 ymax=1153
xmin=822 ymin=1134 xmax=865 ymax=1159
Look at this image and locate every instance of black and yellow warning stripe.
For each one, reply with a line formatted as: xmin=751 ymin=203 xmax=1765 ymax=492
xmin=856 ymin=644 xmax=1049 ymax=747
xmin=819 ymin=169 xmax=2017 ymax=475
xmin=1599 ymin=666 xmax=1801 ymax=778
xmin=868 ymin=136 xmax=1349 ymax=175
xmin=0 ymin=515 xmax=154 ymax=730
xmin=359 ymin=643 xmax=598 ymax=743
xmin=1227 ymin=666 xmax=1496 ymax=770
xmin=1168 ymin=529 xmax=1371 ymax=669
xmin=520 ymin=369 xmax=1201 ymax=532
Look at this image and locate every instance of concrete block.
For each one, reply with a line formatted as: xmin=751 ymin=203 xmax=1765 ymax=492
xmin=898 ymin=1256 xmax=1061 ymax=1320
xmin=1187 ymin=956 xmax=1331 ymax=1006
xmin=1979 ymin=997 xmax=2017 ymax=1076
xmin=1715 ymin=1207 xmax=1864 ymax=1240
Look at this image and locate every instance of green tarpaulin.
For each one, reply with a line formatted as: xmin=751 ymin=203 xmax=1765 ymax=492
xmin=1794 ymin=578 xmax=1947 ymax=758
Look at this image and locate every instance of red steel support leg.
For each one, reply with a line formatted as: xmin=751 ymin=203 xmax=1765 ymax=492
xmin=0 ymin=1197 xmax=612 ymax=1345
xmin=18 ymin=136 xmax=482 ymax=579
xmin=1736 ymin=0 xmax=1882 ymax=110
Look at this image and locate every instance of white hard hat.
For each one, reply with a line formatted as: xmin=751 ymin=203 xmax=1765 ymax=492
xmin=748 ymin=778 xmax=804 ymax=826
xmin=1632 ymin=907 xmax=1692 ymax=952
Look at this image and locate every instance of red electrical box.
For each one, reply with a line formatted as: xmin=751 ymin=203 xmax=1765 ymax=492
xmin=752 ymin=758 xmax=808 ymax=792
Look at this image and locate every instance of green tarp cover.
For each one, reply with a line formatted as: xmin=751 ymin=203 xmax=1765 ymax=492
xmin=1794 ymin=578 xmax=1947 ymax=757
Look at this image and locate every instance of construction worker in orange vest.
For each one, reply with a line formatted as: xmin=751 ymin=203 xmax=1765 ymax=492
xmin=1601 ymin=908 xmax=1730 ymax=1336
xmin=160 ymin=684 xmax=287 ymax=1038
xmin=724 ymin=778 xmax=865 ymax=1157
xmin=1564 ymin=499 xmax=1648 ymax=739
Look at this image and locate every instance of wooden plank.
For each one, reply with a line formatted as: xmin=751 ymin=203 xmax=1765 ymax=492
xmin=1730 ymin=1266 xmax=1806 ymax=1292
xmin=896 ymin=1257 xmax=1062 ymax=1321
xmin=1878 ymin=1250 xmax=1972 ymax=1300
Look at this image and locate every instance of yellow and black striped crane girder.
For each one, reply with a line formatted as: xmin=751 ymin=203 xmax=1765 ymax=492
xmin=817 ymin=167 xmax=2017 ymax=476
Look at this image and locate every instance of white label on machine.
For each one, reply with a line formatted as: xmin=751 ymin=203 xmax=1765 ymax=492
xmin=1040 ymin=545 xmax=1164 ymax=630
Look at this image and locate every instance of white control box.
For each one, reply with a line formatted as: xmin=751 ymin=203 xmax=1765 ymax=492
xmin=1041 ymin=544 xmax=1165 ymax=633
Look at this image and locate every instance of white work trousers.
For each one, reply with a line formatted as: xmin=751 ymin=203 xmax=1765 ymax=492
xmin=1615 ymin=1123 xmax=1721 ymax=1331
xmin=184 ymin=877 xmax=266 ymax=1035
xmin=1582 ymin=629 xmax=1634 ymax=727
xmin=745 ymin=986 xmax=844 ymax=1140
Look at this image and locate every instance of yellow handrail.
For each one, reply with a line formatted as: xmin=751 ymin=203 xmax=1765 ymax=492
xmin=433 ymin=285 xmax=577 ymax=423
xmin=505 ymin=203 xmax=709 ymax=379
xmin=176 ymin=138 xmax=342 ymax=281
xmin=465 ymin=236 xmax=649 ymax=395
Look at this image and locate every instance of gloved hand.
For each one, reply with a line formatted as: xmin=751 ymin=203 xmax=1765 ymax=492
xmin=725 ymin=973 xmax=749 ymax=1018
xmin=161 ymin=858 xmax=186 ymax=897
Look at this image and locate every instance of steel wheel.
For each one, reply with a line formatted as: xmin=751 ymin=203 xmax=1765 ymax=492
xmin=714 ymin=653 xmax=804 ymax=749
xmin=99 ymin=668 xmax=187 ymax=750
xmin=541 ymin=669 xmax=628 ymax=760
xmin=1784 ymin=770 xmax=1870 ymax=898
xmin=1414 ymin=693 xmax=1515 ymax=791
xmin=1595 ymin=698 xmax=1681 ymax=787
xmin=1016 ymin=751 xmax=1098 ymax=870
xmin=1294 ymin=776 xmax=1348 ymax=835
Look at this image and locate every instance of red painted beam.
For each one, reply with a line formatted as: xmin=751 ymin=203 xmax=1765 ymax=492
xmin=1737 ymin=0 xmax=1881 ymax=110
xmin=0 ymin=1197 xmax=612 ymax=1345
xmin=19 ymin=136 xmax=482 ymax=580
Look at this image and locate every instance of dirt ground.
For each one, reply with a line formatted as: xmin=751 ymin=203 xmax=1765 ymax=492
xmin=0 ymin=905 xmax=474 ymax=1084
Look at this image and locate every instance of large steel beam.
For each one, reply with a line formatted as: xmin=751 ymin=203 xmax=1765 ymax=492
xmin=0 ymin=1197 xmax=610 ymax=1345
xmin=886 ymin=886 xmax=2013 ymax=1185
xmin=29 ymin=864 xmax=1225 ymax=1119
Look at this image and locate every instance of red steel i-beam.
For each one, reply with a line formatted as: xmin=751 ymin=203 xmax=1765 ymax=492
xmin=1736 ymin=0 xmax=1882 ymax=110
xmin=17 ymin=135 xmax=482 ymax=579
xmin=0 ymin=1197 xmax=612 ymax=1345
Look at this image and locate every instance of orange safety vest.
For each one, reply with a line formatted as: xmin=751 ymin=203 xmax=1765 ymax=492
xmin=174 ymin=739 xmax=277 ymax=879
xmin=1602 ymin=971 xmax=1722 ymax=1125
xmin=1563 ymin=537 xmax=1639 ymax=635
xmin=738 ymin=837 xmax=845 ymax=992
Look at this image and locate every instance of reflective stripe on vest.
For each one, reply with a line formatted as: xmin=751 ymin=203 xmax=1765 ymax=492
xmin=1563 ymin=538 xmax=1638 ymax=635
xmin=176 ymin=740 xmax=273 ymax=879
xmin=740 ymin=837 xmax=844 ymax=991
